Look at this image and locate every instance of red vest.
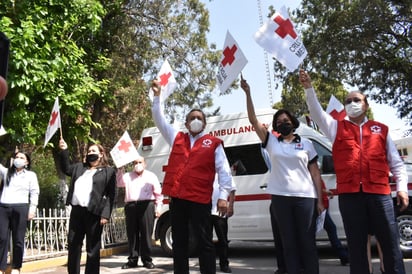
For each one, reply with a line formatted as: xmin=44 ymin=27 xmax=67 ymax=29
xmin=332 ymin=120 xmax=390 ymax=194
xmin=162 ymin=132 xmax=222 ymax=204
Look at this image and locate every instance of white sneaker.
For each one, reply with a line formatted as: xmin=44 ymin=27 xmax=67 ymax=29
xmin=11 ymin=269 xmax=20 ymax=274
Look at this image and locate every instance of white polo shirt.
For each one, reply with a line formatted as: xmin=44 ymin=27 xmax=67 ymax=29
xmin=264 ymin=133 xmax=318 ymax=198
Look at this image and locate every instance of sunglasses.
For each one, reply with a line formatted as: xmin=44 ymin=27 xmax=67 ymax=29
xmin=344 ymin=97 xmax=362 ymax=105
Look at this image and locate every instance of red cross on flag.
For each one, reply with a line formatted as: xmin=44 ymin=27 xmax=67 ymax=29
xmin=326 ymin=95 xmax=346 ymax=121
xmin=44 ymin=97 xmax=61 ymax=148
xmin=254 ymin=6 xmax=307 ymax=72
xmin=110 ymin=130 xmax=140 ymax=168
xmin=149 ymin=59 xmax=177 ymax=102
xmin=217 ymin=31 xmax=248 ymax=93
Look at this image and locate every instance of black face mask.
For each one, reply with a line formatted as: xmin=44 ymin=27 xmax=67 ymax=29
xmin=277 ymin=123 xmax=294 ymax=136
xmin=86 ymin=154 xmax=99 ymax=163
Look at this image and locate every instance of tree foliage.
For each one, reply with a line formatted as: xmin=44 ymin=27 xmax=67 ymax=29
xmin=0 ymin=0 xmax=222 ymax=207
xmin=289 ymin=0 xmax=411 ymax=122
xmin=91 ymin=0 xmax=221 ymax=147
xmin=0 ymin=0 xmax=110 ymax=156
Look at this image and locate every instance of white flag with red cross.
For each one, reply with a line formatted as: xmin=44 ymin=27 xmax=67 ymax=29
xmin=217 ymin=31 xmax=248 ymax=93
xmin=44 ymin=97 xmax=61 ymax=148
xmin=254 ymin=6 xmax=307 ymax=72
xmin=149 ymin=59 xmax=177 ymax=102
xmin=110 ymin=130 xmax=140 ymax=168
xmin=326 ymin=95 xmax=346 ymax=121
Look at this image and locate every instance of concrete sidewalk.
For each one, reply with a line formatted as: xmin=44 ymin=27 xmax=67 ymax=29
xmin=13 ymin=242 xmax=412 ymax=274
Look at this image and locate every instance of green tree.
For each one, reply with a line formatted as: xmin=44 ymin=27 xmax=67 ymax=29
xmin=0 ymin=0 xmax=110 ymax=153
xmin=0 ymin=0 xmax=223 ymax=207
xmin=292 ymin=0 xmax=411 ymax=122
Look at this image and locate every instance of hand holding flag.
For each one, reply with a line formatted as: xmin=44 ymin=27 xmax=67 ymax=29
xmin=254 ymin=6 xmax=307 ymax=72
xmin=44 ymin=97 xmax=62 ymax=147
xmin=217 ymin=31 xmax=248 ymax=94
xmin=110 ymin=130 xmax=140 ymax=168
xmin=149 ymin=59 xmax=177 ymax=102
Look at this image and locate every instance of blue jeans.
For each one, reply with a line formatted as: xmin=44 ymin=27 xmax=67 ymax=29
xmin=339 ymin=192 xmax=405 ymax=274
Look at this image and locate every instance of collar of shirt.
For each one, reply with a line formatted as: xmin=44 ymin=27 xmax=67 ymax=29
xmin=277 ymin=134 xmax=301 ymax=143
xmin=189 ymin=131 xmax=205 ymax=147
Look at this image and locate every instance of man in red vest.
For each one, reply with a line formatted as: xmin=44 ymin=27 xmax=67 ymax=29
xmin=300 ymin=69 xmax=409 ymax=274
xmin=151 ymin=80 xmax=233 ymax=274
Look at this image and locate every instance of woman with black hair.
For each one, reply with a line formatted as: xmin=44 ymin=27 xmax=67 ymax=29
xmin=58 ymin=138 xmax=116 ymax=274
xmin=241 ymin=75 xmax=324 ymax=274
xmin=0 ymin=151 xmax=40 ymax=274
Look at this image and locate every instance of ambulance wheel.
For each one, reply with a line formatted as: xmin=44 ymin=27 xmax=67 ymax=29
xmin=159 ymin=219 xmax=199 ymax=257
xmin=159 ymin=219 xmax=173 ymax=256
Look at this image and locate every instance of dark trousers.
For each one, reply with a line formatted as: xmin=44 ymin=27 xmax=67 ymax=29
xmin=270 ymin=201 xmax=287 ymax=273
xmin=211 ymin=215 xmax=229 ymax=268
xmin=124 ymin=200 xmax=155 ymax=264
xmin=67 ymin=206 xmax=103 ymax=274
xmin=339 ymin=192 xmax=405 ymax=274
xmin=0 ymin=204 xmax=29 ymax=270
xmin=170 ymin=198 xmax=215 ymax=274
xmin=271 ymin=195 xmax=319 ymax=274
xmin=323 ymin=209 xmax=348 ymax=261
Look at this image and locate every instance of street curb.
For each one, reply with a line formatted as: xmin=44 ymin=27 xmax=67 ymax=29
xmin=18 ymin=245 xmax=128 ymax=272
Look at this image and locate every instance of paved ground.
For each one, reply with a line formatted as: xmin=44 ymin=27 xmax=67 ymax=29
xmin=18 ymin=241 xmax=412 ymax=274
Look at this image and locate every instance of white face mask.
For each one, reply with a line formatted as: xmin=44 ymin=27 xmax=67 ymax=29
xmin=134 ymin=163 xmax=144 ymax=173
xmin=189 ymin=119 xmax=203 ymax=133
xmin=13 ymin=158 xmax=26 ymax=169
xmin=345 ymin=102 xmax=364 ymax=118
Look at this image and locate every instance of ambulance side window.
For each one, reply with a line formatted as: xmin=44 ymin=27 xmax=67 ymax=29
xmin=310 ymin=140 xmax=334 ymax=174
xmin=224 ymin=144 xmax=269 ymax=176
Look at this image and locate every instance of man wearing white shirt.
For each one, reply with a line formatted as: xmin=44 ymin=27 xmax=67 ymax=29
xmin=151 ymin=80 xmax=233 ymax=274
xmin=299 ymin=69 xmax=408 ymax=274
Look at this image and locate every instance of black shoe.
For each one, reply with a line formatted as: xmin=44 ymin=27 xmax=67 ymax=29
xmin=143 ymin=262 xmax=155 ymax=269
xmin=220 ymin=265 xmax=232 ymax=273
xmin=121 ymin=262 xmax=137 ymax=269
xmin=340 ymin=257 xmax=349 ymax=266
xmin=274 ymin=269 xmax=287 ymax=274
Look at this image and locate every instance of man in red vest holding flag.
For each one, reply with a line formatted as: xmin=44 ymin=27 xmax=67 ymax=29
xmin=151 ymin=80 xmax=233 ymax=274
xmin=300 ymin=69 xmax=408 ymax=274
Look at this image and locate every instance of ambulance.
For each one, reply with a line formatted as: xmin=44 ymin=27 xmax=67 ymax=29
xmin=137 ymin=108 xmax=412 ymax=256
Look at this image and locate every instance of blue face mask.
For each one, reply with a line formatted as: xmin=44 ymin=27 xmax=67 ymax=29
xmin=13 ymin=158 xmax=26 ymax=169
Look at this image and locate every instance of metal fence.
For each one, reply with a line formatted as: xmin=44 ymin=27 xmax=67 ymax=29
xmin=21 ymin=207 xmax=127 ymax=262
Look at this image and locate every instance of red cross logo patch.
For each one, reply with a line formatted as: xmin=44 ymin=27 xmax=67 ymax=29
xmin=370 ymin=125 xmax=382 ymax=134
xmin=202 ymin=139 xmax=213 ymax=147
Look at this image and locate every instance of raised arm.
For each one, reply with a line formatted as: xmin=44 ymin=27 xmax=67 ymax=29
xmin=299 ymin=70 xmax=338 ymax=142
xmin=240 ymin=75 xmax=268 ymax=143
xmin=151 ymin=80 xmax=177 ymax=146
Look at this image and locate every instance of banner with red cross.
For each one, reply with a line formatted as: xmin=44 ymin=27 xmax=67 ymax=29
xmin=44 ymin=97 xmax=61 ymax=148
xmin=254 ymin=6 xmax=307 ymax=72
xmin=149 ymin=59 xmax=177 ymax=102
xmin=216 ymin=30 xmax=248 ymax=93
xmin=110 ymin=130 xmax=140 ymax=168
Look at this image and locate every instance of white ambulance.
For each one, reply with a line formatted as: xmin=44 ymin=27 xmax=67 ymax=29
xmin=137 ymin=108 xmax=412 ymax=256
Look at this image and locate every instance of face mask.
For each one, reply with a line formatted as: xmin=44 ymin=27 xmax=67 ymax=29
xmin=13 ymin=158 xmax=26 ymax=169
xmin=86 ymin=154 xmax=99 ymax=163
xmin=277 ymin=123 xmax=294 ymax=136
xmin=134 ymin=163 xmax=144 ymax=173
xmin=189 ymin=119 xmax=203 ymax=133
xmin=345 ymin=102 xmax=364 ymax=118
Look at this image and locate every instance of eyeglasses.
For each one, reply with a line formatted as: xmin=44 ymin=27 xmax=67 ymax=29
xmin=344 ymin=97 xmax=362 ymax=105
